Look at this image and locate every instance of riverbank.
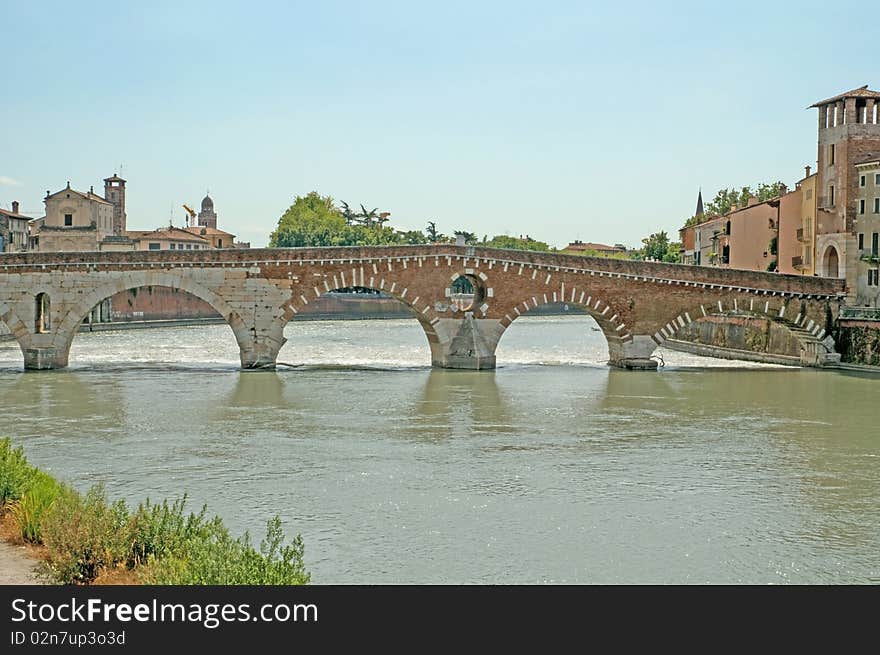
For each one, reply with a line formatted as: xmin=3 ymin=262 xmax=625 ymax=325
xmin=0 ymin=512 xmax=41 ymax=584
xmin=0 ymin=438 xmax=310 ymax=585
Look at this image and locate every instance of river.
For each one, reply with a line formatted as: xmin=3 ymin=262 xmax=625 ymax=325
xmin=0 ymin=315 xmax=877 ymax=583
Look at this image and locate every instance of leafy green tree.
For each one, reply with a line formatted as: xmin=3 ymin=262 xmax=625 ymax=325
xmin=641 ymin=231 xmax=671 ymax=261
xmin=269 ymin=192 xmax=348 ymax=247
xmin=453 ymin=230 xmax=477 ymax=245
xmin=398 ymin=230 xmax=428 ymax=245
xmin=483 ymin=234 xmax=551 ymax=251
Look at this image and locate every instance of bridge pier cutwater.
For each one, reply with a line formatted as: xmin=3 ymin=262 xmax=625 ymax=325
xmin=0 ymin=246 xmax=845 ymax=372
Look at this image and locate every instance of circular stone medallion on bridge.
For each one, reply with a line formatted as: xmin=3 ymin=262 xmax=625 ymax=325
xmin=448 ymin=274 xmax=483 ymax=312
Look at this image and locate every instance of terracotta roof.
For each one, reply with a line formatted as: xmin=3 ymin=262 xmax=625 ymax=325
xmin=103 ymin=174 xmax=126 ymax=183
xmin=0 ymin=208 xmax=30 ymax=220
xmin=126 ymin=226 xmax=211 ymax=243
xmin=183 ymin=226 xmax=235 ymax=237
xmin=854 ymin=153 xmax=880 ymax=166
xmin=46 ymin=186 xmax=112 ymax=205
xmin=809 ymin=85 xmax=880 ymax=107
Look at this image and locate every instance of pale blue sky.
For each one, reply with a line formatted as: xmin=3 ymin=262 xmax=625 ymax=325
xmin=1 ymin=0 xmax=875 ymax=248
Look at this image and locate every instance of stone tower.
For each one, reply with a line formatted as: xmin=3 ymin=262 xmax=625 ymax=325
xmin=198 ymin=193 xmax=217 ymax=229
xmin=103 ymin=174 xmax=127 ymax=235
xmin=811 ymin=86 xmax=880 ymax=299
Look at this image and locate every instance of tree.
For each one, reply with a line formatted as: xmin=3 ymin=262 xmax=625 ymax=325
xmin=483 ymin=234 xmax=551 ymax=251
xmin=339 ymin=201 xmax=358 ymax=226
xmin=700 ymin=181 xmax=789 ymax=219
xmin=641 ymin=231 xmax=671 ymax=261
xmin=269 ymin=192 xmax=348 ymax=247
xmin=453 ymin=230 xmax=477 ymax=245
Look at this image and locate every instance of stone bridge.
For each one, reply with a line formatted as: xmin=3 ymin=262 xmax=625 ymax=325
xmin=0 ymin=245 xmax=845 ymax=370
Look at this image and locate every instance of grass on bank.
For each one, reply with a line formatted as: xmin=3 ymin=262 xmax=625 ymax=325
xmin=0 ymin=438 xmax=310 ymax=585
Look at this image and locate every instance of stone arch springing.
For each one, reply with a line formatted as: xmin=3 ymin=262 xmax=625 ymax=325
xmin=0 ymin=300 xmax=32 ymax=362
xmin=53 ymin=272 xmax=251 ymax=364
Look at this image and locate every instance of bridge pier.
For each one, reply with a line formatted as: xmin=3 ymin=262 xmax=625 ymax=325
xmin=236 ymin=325 xmax=287 ymax=370
xmin=429 ymin=316 xmax=501 ymax=370
xmin=607 ymin=335 xmax=659 ymax=371
xmin=23 ymin=347 xmax=68 ymax=370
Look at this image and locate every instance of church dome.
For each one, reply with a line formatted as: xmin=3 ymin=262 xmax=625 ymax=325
xmin=201 ymin=194 xmax=213 ymax=211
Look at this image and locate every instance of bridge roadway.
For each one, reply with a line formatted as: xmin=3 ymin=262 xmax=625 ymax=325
xmin=0 ymin=245 xmax=845 ymax=370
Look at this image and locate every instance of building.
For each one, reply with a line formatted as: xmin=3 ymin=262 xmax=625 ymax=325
xmin=104 ymin=174 xmax=127 ymax=235
xmin=29 ymin=175 xmax=249 ymax=252
xmin=811 ymin=85 xmax=880 ymax=298
xmin=792 ymin=168 xmax=818 ymax=276
xmin=0 ymin=201 xmax=30 ymax=253
xmin=183 ymin=226 xmax=237 ymax=249
xmin=679 ymin=190 xmax=704 ymax=265
xmin=854 ymin=156 xmax=880 ymax=306
xmin=125 ymin=226 xmax=212 ymax=251
xmin=564 ymin=241 xmax=627 ymax=257
xmin=197 ymin=193 xmax=217 ymax=229
xmin=35 ymin=181 xmax=115 ymax=252
xmin=694 ymin=214 xmax=729 ymax=267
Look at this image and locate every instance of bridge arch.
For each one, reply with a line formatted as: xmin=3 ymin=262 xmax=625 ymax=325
xmin=494 ymin=292 xmax=632 ymax=367
xmin=649 ymin=295 xmax=837 ymax=367
xmin=51 ymin=271 xmax=251 ymax=367
xmin=276 ymin=283 xmax=443 ymax=364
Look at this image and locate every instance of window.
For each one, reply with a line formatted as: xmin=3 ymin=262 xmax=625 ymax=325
xmin=875 ymin=198 xmax=879 ymax=214
xmin=170 ymin=243 xmax=176 ymax=250
xmin=859 ymin=199 xmax=866 ymax=214
xmin=148 ymin=243 xmax=160 ymax=250
xmin=218 ymin=239 xmax=223 ymax=248
xmin=829 ymin=185 xmax=835 ymax=206
xmin=829 ymin=144 xmax=835 ymax=165
xmin=64 ymin=214 xmax=72 ymax=226
xmin=186 ymin=244 xmax=192 ymax=250
xmin=876 ymin=173 xmax=880 ymax=185
xmin=859 ymin=233 xmax=864 ymax=250
xmin=861 ymin=175 xmax=867 ymax=187
xmin=874 ymin=233 xmax=879 ymax=257
xmin=869 ymin=270 xmax=879 ymax=287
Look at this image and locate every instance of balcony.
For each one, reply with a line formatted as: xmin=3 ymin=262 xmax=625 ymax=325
xmin=791 ymin=255 xmax=803 ymax=269
xmin=796 ymin=227 xmax=812 ymax=242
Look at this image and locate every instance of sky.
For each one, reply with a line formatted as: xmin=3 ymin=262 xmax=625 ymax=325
xmin=1 ymin=0 xmax=877 ymax=249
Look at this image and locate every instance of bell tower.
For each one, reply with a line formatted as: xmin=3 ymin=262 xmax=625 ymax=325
xmin=103 ymin=173 xmax=127 ymax=235
xmin=198 ymin=193 xmax=217 ymax=229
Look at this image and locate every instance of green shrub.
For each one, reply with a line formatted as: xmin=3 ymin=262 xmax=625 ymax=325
xmin=126 ymin=496 xmax=210 ymax=568
xmin=0 ymin=437 xmax=35 ymax=503
xmin=2 ymin=438 xmax=310 ymax=586
xmin=11 ymin=471 xmax=64 ymax=543
xmin=40 ymin=483 xmax=131 ymax=584
xmin=142 ymin=516 xmax=309 ymax=585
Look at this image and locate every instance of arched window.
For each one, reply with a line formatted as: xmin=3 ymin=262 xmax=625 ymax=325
xmin=35 ymin=293 xmax=50 ymax=333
